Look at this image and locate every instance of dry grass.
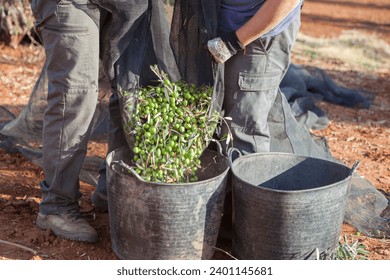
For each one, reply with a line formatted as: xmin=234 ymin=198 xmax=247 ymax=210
xmin=295 ymin=30 xmax=390 ymax=73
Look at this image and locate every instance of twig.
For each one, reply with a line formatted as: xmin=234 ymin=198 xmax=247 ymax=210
xmin=212 ymin=246 xmax=238 ymax=260
xmin=0 ymin=239 xmax=46 ymax=258
xmin=26 ymin=30 xmax=42 ymax=47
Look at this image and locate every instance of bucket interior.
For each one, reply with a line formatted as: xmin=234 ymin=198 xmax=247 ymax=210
xmin=232 ymin=153 xmax=351 ymax=191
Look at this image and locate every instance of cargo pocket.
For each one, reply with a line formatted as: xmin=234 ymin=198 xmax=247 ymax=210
xmin=42 ymin=26 xmax=91 ymax=89
xmin=232 ymin=71 xmax=280 ymax=127
xmin=228 ymin=71 xmax=282 ymax=153
xmin=238 ymin=71 xmax=280 ymax=92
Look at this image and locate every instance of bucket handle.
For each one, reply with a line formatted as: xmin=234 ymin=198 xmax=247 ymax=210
xmin=111 ymin=160 xmax=156 ymax=182
xmin=350 ymin=160 xmax=360 ymax=176
xmin=227 ymin=147 xmax=242 ymax=166
xmin=111 ymin=160 xmax=132 ymax=171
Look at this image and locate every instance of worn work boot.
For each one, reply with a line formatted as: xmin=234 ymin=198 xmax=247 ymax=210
xmin=36 ymin=212 xmax=98 ymax=243
xmin=91 ymin=191 xmax=108 ymax=213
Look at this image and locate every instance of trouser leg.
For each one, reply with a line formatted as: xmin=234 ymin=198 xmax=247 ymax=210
xmin=31 ymin=0 xmax=101 ymax=215
xmin=95 ymin=88 xmax=128 ymax=195
xmin=222 ymin=13 xmax=301 ymax=154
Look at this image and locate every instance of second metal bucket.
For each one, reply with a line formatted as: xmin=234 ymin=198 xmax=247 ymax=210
xmin=231 ymin=152 xmax=354 ymax=260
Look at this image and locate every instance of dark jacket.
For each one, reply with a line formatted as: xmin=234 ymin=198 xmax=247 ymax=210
xmin=92 ymin=0 xmax=180 ymax=89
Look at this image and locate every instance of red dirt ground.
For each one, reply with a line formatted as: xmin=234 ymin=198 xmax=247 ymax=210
xmin=0 ymin=0 xmax=389 ymax=260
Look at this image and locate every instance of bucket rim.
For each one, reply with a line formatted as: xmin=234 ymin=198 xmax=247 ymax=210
xmin=107 ymin=147 xmax=231 ymax=187
xmin=233 ymin=174 xmax=352 ymax=194
xmin=231 ymin=152 xmax=352 ymax=194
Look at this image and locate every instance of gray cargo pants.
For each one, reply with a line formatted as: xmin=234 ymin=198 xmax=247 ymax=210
xmin=30 ymin=0 xmax=125 ymax=215
xmin=221 ymin=12 xmax=301 ymax=155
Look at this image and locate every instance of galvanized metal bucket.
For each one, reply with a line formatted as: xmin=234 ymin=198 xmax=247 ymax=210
xmin=106 ymin=146 xmax=230 ymax=260
xmin=230 ymin=152 xmax=355 ymax=259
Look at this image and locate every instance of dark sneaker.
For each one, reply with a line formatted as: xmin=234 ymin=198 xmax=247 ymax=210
xmin=36 ymin=212 xmax=98 ymax=243
xmin=91 ymin=191 xmax=108 ymax=213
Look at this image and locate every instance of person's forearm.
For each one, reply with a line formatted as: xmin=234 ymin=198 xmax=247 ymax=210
xmin=236 ymin=0 xmax=300 ymax=46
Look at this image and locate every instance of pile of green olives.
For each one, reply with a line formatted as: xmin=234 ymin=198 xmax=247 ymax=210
xmin=122 ymin=70 xmax=218 ymax=183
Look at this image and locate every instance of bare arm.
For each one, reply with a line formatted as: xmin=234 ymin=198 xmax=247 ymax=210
xmin=236 ymin=0 xmax=301 ymax=46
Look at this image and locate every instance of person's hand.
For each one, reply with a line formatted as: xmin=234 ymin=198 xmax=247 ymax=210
xmin=207 ymin=31 xmax=244 ymax=64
